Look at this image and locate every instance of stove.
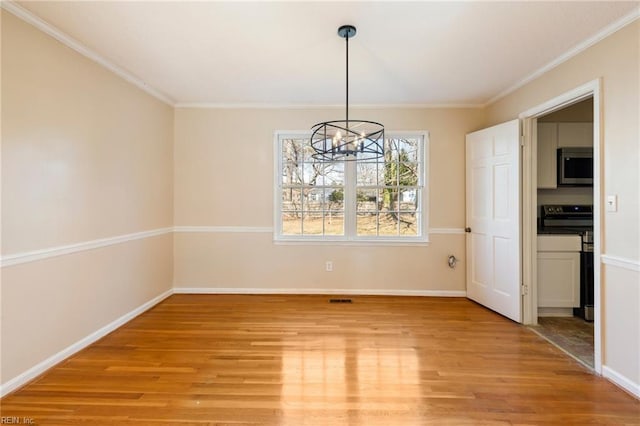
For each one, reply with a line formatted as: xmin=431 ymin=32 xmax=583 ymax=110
xmin=539 ymin=204 xmax=593 ymax=233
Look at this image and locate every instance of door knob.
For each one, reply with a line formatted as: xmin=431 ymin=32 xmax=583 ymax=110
xmin=465 ymin=227 xmax=471 ymax=233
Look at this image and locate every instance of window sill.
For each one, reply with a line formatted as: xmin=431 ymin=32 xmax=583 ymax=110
xmin=273 ymin=236 xmax=430 ymax=246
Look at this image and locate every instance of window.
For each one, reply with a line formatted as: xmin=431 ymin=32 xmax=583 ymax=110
xmin=275 ymin=132 xmax=428 ymax=243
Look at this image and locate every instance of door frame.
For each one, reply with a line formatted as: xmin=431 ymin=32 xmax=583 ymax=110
xmin=519 ymin=79 xmax=602 ymax=374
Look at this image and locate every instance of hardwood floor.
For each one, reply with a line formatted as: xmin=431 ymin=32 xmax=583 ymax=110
xmin=2 ymin=294 xmax=638 ymax=425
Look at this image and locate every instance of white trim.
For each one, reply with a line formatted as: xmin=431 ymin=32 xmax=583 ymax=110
xmin=0 ymin=1 xmax=174 ymax=106
xmin=602 ymin=366 xmax=640 ymax=398
xmin=173 ymin=227 xmax=461 ymax=238
xmin=273 ymin=131 xmax=430 ymax=244
xmin=518 ymin=80 xmax=598 ymax=119
xmin=273 ymin=239 xmax=430 ymax=247
xmin=487 ymin=8 xmax=640 ymax=107
xmin=429 ymin=228 xmax=465 ymax=235
xmin=1 ymin=228 xmax=173 ymax=268
xmin=0 ymin=289 xmax=174 ymax=398
xmin=175 ymin=103 xmax=484 ymax=110
xmin=173 ymin=287 xmax=466 ymax=297
xmin=174 ymin=226 xmax=272 ymax=233
xmin=601 ymin=254 xmax=640 ymax=272
xmin=0 ymin=225 xmax=462 ymax=268
xmin=519 ymin=79 xmax=603 ymax=374
xmin=537 ymin=308 xmax=574 ymax=318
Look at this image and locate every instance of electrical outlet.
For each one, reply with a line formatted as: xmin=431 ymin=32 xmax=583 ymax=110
xmin=325 ymin=261 xmax=333 ymax=272
xmin=606 ymin=195 xmax=618 ymax=212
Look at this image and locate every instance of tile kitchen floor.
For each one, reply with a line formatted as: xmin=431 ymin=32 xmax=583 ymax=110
xmin=530 ymin=316 xmax=594 ymax=368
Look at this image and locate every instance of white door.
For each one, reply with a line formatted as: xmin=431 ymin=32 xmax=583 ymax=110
xmin=466 ymin=119 xmax=521 ymax=322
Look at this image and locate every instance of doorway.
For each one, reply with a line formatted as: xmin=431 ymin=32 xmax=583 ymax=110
xmin=519 ymin=80 xmax=602 ymax=373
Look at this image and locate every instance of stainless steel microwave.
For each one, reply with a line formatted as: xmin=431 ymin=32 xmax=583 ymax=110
xmin=557 ymin=147 xmax=593 ymax=186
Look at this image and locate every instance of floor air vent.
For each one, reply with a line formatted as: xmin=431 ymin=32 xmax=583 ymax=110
xmin=329 ymin=298 xmax=353 ymax=303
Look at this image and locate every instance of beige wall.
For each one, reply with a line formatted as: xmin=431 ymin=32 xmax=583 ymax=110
xmin=174 ymin=107 xmax=484 ymax=291
xmin=1 ymin=11 xmax=174 ymax=385
xmin=486 ymin=21 xmax=640 ymax=390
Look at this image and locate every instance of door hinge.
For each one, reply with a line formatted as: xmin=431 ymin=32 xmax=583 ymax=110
xmin=520 ymin=135 xmax=525 ymax=147
xmin=521 ymin=284 xmax=529 ymax=296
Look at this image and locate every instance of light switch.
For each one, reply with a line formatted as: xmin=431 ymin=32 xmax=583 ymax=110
xmin=606 ymin=195 xmax=618 ymax=212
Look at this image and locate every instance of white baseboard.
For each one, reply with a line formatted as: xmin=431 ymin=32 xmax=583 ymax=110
xmin=602 ymin=365 xmax=640 ymax=398
xmin=173 ymin=287 xmax=466 ymax=297
xmin=0 ymin=288 xmax=174 ymax=398
xmin=537 ymin=307 xmax=575 ymax=317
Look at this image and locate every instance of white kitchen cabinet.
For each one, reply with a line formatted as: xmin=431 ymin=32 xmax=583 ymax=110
xmin=537 ymin=122 xmax=593 ymax=189
xmin=537 ymin=122 xmax=558 ymax=189
xmin=558 ymin=122 xmax=593 ymax=147
xmin=537 ymin=235 xmax=581 ymax=309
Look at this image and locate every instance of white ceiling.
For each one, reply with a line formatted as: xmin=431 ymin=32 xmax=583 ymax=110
xmin=10 ymin=1 xmax=640 ymax=107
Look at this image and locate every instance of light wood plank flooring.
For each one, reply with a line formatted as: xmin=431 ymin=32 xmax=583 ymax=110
xmin=2 ymin=294 xmax=638 ymax=425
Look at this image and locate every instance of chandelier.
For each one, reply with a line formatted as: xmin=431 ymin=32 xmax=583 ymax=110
xmin=311 ymin=25 xmax=385 ymax=161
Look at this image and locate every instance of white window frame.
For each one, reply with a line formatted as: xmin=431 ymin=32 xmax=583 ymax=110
xmin=274 ymin=130 xmax=430 ymax=245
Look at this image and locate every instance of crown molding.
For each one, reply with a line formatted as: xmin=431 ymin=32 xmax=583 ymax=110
xmin=1 ymin=0 xmax=175 ymax=106
xmin=484 ymin=7 xmax=640 ymax=107
xmin=174 ymin=102 xmax=484 ymax=109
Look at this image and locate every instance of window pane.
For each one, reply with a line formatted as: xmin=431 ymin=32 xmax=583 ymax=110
xmin=399 ymin=162 xmax=419 ymax=186
xmin=400 ymin=212 xmax=418 ymax=235
xmin=324 ymin=211 xmax=344 ymax=235
xmin=303 ymin=212 xmax=323 ymax=235
xmin=356 ymin=189 xmax=378 ymax=212
xmin=282 ymin=212 xmax=301 ymax=235
xmin=378 ymin=213 xmax=399 ymax=236
xmin=282 ymin=162 xmax=303 ymax=185
xmin=357 ymin=212 xmax=378 ymax=236
xmin=399 ymin=189 xmax=417 ymax=210
xmin=326 ymin=188 xmax=344 ymax=211
xmin=306 ymin=188 xmax=324 ymax=211
xmin=381 ymin=160 xmax=399 ymax=186
xmin=357 ymin=162 xmax=383 ymax=186
xmin=397 ymin=138 xmax=419 ymax=163
xmin=303 ymin=162 xmax=324 ymax=185
xmin=379 ymin=188 xmax=398 ymax=212
xmin=282 ymin=139 xmax=304 ymax=163
xmin=385 ymin=139 xmax=400 ymax=161
xmin=322 ymin=162 xmax=345 ymax=186
xmin=301 ymin=144 xmax=316 ymax=161
xmin=282 ymin=188 xmax=302 ymax=211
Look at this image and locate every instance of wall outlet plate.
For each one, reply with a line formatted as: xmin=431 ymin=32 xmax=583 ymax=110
xmin=606 ymin=195 xmax=617 ymax=212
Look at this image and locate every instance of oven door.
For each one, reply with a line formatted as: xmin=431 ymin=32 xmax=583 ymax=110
xmin=558 ymin=148 xmax=593 ymax=186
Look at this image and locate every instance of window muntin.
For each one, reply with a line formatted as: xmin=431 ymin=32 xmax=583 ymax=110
xmin=277 ymin=132 xmax=427 ymax=242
